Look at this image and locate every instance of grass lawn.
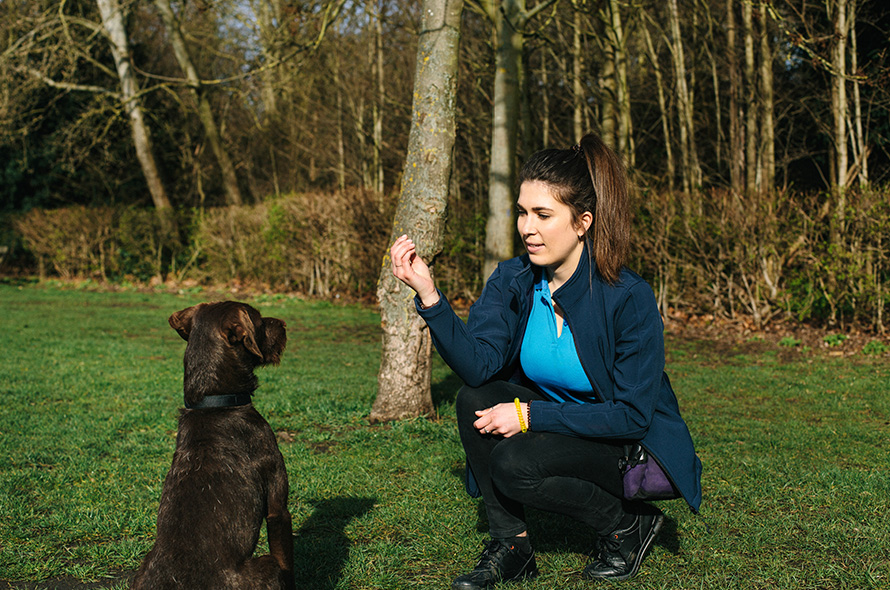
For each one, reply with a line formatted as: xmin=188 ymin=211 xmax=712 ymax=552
xmin=0 ymin=282 xmax=888 ymax=589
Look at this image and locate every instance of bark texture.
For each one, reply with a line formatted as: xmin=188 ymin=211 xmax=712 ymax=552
xmin=96 ymin=0 xmax=172 ymax=213
xmin=372 ymin=0 xmax=462 ymax=422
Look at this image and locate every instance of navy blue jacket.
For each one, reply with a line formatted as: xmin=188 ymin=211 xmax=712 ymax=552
xmin=417 ymin=251 xmax=702 ymax=513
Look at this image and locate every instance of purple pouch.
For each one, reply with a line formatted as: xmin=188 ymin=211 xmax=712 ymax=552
xmin=621 ymin=444 xmax=679 ymax=501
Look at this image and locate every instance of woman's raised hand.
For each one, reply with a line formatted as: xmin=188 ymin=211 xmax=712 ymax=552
xmin=390 ymin=235 xmax=440 ymax=308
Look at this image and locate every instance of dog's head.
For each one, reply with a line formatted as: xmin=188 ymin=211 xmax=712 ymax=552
xmin=168 ymin=301 xmax=287 ymax=406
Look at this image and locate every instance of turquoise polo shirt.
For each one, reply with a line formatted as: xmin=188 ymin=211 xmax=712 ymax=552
xmin=519 ymin=275 xmax=595 ymax=403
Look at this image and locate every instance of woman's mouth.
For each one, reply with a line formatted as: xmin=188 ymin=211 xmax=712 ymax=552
xmin=525 ymin=242 xmax=544 ymax=254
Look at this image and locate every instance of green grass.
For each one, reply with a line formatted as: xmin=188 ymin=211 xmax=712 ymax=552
xmin=0 ymin=282 xmax=888 ymax=589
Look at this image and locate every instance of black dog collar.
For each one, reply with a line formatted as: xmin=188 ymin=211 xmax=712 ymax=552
xmin=185 ymin=394 xmax=253 ymax=409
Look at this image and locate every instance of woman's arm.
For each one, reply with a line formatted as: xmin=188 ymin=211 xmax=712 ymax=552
xmin=389 ymin=237 xmax=524 ymax=387
xmin=416 ymin=262 xmax=523 ymax=387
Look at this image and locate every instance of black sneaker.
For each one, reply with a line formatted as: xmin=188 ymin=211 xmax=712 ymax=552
xmin=452 ymin=537 xmax=539 ymax=590
xmin=583 ymin=509 xmax=664 ymax=581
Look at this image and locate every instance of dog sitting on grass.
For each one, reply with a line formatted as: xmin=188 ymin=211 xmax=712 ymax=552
xmin=131 ymin=301 xmax=295 ymax=590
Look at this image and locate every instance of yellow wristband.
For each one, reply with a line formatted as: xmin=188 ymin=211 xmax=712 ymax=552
xmin=514 ymin=398 xmax=527 ymax=433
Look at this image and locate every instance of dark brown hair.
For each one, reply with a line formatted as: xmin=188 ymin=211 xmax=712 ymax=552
xmin=517 ymin=132 xmax=630 ymax=284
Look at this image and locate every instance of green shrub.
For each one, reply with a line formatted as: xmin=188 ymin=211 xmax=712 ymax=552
xmin=862 ymin=340 xmax=888 ymax=355
xmin=822 ymin=333 xmax=848 ymax=347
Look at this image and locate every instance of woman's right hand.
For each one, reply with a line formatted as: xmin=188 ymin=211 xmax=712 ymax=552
xmin=390 ymin=235 xmax=440 ymax=308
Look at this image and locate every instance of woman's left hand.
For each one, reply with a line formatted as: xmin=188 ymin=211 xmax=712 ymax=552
xmin=474 ymin=403 xmax=527 ymax=438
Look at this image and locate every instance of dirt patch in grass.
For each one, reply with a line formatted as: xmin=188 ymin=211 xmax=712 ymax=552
xmin=663 ymin=309 xmax=889 ymax=363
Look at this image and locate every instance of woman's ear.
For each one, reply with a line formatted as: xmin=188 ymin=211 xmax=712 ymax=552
xmin=577 ymin=211 xmax=594 ymax=237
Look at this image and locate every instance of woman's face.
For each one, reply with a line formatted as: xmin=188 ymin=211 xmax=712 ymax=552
xmin=516 ymin=181 xmax=592 ymax=278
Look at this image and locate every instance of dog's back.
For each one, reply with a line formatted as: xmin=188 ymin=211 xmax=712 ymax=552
xmin=132 ymin=302 xmax=293 ymax=590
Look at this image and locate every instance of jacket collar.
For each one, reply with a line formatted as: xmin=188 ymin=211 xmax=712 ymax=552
xmin=550 ymin=242 xmax=602 ymax=308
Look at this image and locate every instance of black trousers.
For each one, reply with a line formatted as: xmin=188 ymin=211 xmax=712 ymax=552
xmin=456 ymin=381 xmax=630 ymax=539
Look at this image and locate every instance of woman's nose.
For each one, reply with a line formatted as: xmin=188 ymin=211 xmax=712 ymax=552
xmin=519 ymin=216 xmax=534 ymax=236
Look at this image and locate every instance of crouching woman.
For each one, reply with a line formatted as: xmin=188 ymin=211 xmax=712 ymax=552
xmin=390 ymin=132 xmax=702 ymax=588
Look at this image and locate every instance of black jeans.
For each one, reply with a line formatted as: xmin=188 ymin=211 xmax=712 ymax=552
xmin=456 ymin=381 xmax=630 ymax=539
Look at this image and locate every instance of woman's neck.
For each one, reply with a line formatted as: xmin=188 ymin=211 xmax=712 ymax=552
xmin=545 ymin=244 xmax=584 ymax=293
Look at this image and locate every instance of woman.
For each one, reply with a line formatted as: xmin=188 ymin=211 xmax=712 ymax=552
xmin=390 ymin=133 xmax=702 ymax=588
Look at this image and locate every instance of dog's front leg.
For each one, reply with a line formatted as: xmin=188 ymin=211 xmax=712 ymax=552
xmin=266 ymin=510 xmax=295 ymax=590
xmin=265 ymin=455 xmax=295 ymax=590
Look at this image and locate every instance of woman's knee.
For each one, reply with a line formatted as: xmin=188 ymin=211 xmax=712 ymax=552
xmin=456 ymin=382 xmax=509 ymax=420
xmin=489 ymin=437 xmax=537 ymax=494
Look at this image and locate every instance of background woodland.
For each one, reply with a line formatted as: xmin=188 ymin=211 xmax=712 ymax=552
xmin=2 ymin=0 xmax=889 ymax=331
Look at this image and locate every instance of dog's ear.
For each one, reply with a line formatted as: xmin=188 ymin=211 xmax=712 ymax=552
xmin=225 ymin=307 xmax=264 ymax=360
xmin=168 ymin=305 xmax=201 ymax=341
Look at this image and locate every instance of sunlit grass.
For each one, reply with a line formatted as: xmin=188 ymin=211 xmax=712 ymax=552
xmin=0 ymin=282 xmax=887 ymax=589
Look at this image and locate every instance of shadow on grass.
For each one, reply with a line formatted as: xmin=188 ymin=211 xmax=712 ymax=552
xmin=0 ymin=497 xmax=381 ymax=590
xmin=432 ymin=372 xmax=463 ymax=408
xmin=293 ymin=496 xmax=376 ymax=590
xmin=449 ymin=465 xmax=681 ymax=560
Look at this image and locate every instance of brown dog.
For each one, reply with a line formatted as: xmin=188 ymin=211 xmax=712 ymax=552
xmin=131 ymin=301 xmax=294 ymax=590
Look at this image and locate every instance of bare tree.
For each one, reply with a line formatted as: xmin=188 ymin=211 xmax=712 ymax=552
xmin=667 ymin=0 xmax=701 ymax=192
xmin=848 ymin=0 xmax=868 ymax=186
xmin=372 ymin=0 xmax=463 ymax=422
xmin=603 ymin=0 xmax=633 ymax=165
xmin=372 ymin=0 xmax=386 ymax=196
xmin=831 ymin=0 xmax=849 ymax=203
xmin=477 ymin=0 xmax=557 ymax=283
xmin=743 ymin=0 xmax=757 ymax=194
xmin=95 ymin=0 xmax=172 ymax=216
xmin=572 ymin=0 xmax=586 ymax=143
xmin=153 ymin=0 xmax=244 ymax=205
xmin=642 ymin=12 xmax=674 ymax=190
xmin=759 ymin=1 xmax=775 ymax=191
xmin=727 ymin=0 xmax=743 ymax=194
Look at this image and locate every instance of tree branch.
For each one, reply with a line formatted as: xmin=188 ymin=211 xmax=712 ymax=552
xmin=14 ymin=66 xmax=118 ymax=95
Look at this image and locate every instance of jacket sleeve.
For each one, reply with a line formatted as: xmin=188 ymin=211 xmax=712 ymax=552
xmin=529 ymin=280 xmax=664 ymax=440
xmin=417 ymin=263 xmax=522 ymax=387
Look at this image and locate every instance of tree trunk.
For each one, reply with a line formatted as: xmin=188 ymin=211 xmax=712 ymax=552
xmin=667 ymin=0 xmax=700 ymax=192
xmin=334 ymin=54 xmax=346 ymax=192
xmin=520 ymin=48 xmax=535 ymax=161
xmin=849 ymin=0 xmax=867 ymax=186
xmin=373 ymin=0 xmax=385 ymax=196
xmin=255 ymin=0 xmax=281 ymax=120
xmin=573 ymin=1 xmax=585 ymax=143
xmin=153 ymin=0 xmax=243 ymax=205
xmin=743 ymin=0 xmax=757 ymax=194
xmin=540 ymin=49 xmax=550 ymax=147
xmin=95 ymin=0 xmax=172 ymax=214
xmin=372 ymin=0 xmax=462 ymax=422
xmin=482 ymin=0 xmax=523 ymax=282
xmin=727 ymin=0 xmax=743 ymax=194
xmin=832 ymin=0 xmax=848 ymax=200
xmin=642 ymin=16 xmax=674 ymax=190
xmin=702 ymin=0 xmax=723 ymax=172
xmin=759 ymin=1 xmax=775 ymax=191
xmin=608 ymin=0 xmax=632 ymax=166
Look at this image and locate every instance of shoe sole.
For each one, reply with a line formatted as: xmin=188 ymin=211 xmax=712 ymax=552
xmin=451 ymin=556 xmax=539 ymax=590
xmin=614 ymin=514 xmax=664 ymax=581
xmin=583 ymin=514 xmax=665 ymax=582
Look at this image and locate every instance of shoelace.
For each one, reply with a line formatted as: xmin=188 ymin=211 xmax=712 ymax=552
xmin=475 ymin=539 xmax=513 ymax=570
xmin=594 ymin=533 xmax=622 ymax=559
